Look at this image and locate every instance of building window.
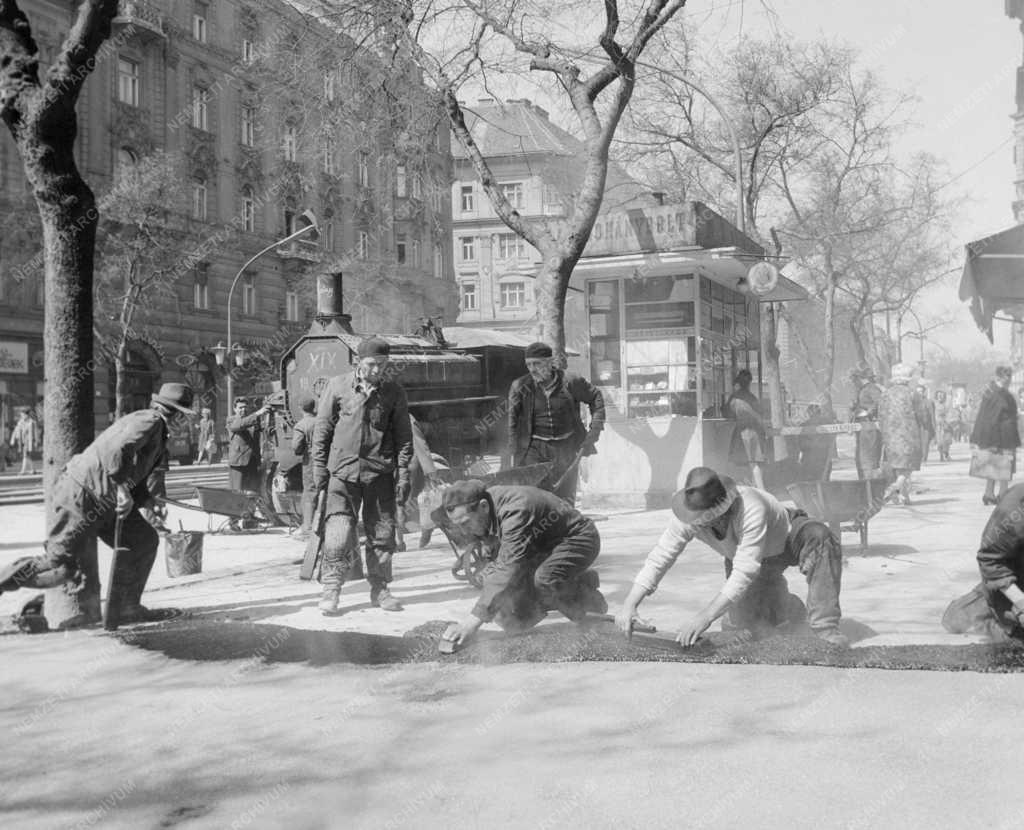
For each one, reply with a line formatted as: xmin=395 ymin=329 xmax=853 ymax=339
xmin=460 ymin=236 xmax=476 ymax=262
xmin=241 ymin=186 xmax=255 ymax=232
xmin=192 ymin=9 xmax=207 ymax=43
xmin=322 ymin=221 xmax=335 ymax=251
xmin=500 ymin=281 xmax=525 ymax=309
xmin=283 ymin=205 xmax=296 ymax=236
xmin=396 ymin=234 xmax=407 ymax=264
xmin=357 ymin=230 xmax=369 ymax=259
xmin=396 ymin=164 xmax=407 ymax=197
xmin=433 ymin=244 xmax=443 ymax=278
xmin=117 ymin=57 xmax=139 ymax=106
xmin=115 ymin=147 xmax=136 ymax=182
xmin=500 ymin=182 xmax=524 ymax=209
xmin=191 ymin=86 xmax=208 ymax=131
xmin=461 ymin=283 xmax=477 ymax=311
xmin=322 ymin=142 xmax=335 ymax=175
xmin=411 ymin=174 xmax=422 ymax=199
xmin=430 ymin=182 xmax=442 ymax=213
xmin=460 ymin=184 xmax=474 ymax=212
xmin=242 ymin=277 xmax=256 ymax=315
xmin=283 ymin=123 xmax=297 ymax=162
xmin=412 ymin=239 xmax=420 ymax=268
xmin=285 ymin=290 xmax=299 ymax=322
xmin=240 ymin=105 xmax=256 ymax=146
xmin=242 ymin=38 xmax=255 ymax=63
xmin=35 ymin=275 xmax=44 ymax=307
xmin=192 ymin=178 xmax=207 ymax=220
xmin=357 ymin=152 xmax=369 ymax=188
xmin=497 ymin=232 xmax=527 ymax=260
xmin=193 ymin=267 xmax=209 ymax=309
xmin=324 ymin=71 xmax=336 ymax=102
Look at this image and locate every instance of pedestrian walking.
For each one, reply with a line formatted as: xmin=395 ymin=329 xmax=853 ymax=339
xmin=970 ymin=366 xmax=1020 ymax=506
xmin=933 ymin=390 xmax=954 ymax=462
xmin=879 ymin=363 xmax=924 ymax=506
xmin=195 ymin=407 xmax=216 ymax=464
xmin=850 ymin=366 xmax=884 ymax=479
xmin=439 ymin=480 xmax=607 ymax=648
xmin=506 ymin=341 xmax=605 ymax=506
xmin=290 ymin=394 xmax=318 ymax=537
xmin=10 ymin=407 xmax=38 ymax=475
xmin=916 ymin=384 xmax=936 ymax=463
xmin=312 ymin=337 xmax=412 ymax=615
xmin=0 ymin=383 xmax=197 ymax=623
xmin=726 ymin=369 xmax=768 ymax=489
xmin=613 ymin=466 xmax=848 ymax=648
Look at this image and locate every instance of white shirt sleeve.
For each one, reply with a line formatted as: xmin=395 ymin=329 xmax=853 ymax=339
xmin=720 ymin=496 xmax=770 ymax=602
xmin=633 ymin=517 xmax=697 ymax=594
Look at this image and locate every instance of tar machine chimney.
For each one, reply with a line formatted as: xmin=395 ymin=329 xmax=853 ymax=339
xmin=311 ymin=271 xmax=354 ymax=336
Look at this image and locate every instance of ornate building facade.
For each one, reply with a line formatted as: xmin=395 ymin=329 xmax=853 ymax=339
xmin=0 ymin=0 xmax=457 ymax=433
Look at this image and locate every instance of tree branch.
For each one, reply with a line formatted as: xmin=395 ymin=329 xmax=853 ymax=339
xmin=0 ymin=0 xmax=39 ymax=124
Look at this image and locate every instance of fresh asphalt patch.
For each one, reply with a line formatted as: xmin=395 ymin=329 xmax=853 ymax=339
xmin=115 ymin=617 xmax=1024 ymax=673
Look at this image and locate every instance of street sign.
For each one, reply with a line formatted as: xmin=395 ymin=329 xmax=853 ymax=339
xmin=747 ymin=262 xmax=779 ymax=296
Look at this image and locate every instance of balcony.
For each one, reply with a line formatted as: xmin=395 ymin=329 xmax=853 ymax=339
xmin=276 ymin=239 xmax=322 ymax=263
xmin=113 ymin=0 xmax=166 ymax=41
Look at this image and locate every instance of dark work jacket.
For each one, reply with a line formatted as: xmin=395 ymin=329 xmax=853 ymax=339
xmin=312 ymin=372 xmax=413 ymax=483
xmin=507 ymin=371 xmax=605 ymax=464
xmin=291 ymin=414 xmax=316 ymax=467
xmin=64 ymin=408 xmax=170 ymax=506
xmin=472 ymin=485 xmax=597 ymax=622
xmin=977 ymin=484 xmax=1024 ymax=614
xmin=971 ymin=383 xmax=1020 ymax=451
xmin=226 ymin=411 xmax=262 ymax=468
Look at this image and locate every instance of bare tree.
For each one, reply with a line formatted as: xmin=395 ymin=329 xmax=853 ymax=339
xmin=1 ymin=0 xmax=120 ymax=627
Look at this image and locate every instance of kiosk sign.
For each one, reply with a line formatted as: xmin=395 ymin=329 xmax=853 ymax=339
xmin=0 ymin=342 xmax=28 ymax=374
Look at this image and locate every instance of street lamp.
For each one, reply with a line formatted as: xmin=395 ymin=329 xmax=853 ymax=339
xmin=222 ymin=209 xmax=318 ymax=406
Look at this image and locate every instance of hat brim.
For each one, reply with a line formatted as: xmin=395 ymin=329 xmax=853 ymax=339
xmin=152 ymin=396 xmax=197 ymax=417
xmin=671 ymin=476 xmax=739 ymax=526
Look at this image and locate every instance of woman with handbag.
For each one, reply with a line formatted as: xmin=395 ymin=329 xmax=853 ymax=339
xmin=879 ymin=363 xmax=924 ymax=505
xmin=970 ymin=366 xmax=1020 ymax=505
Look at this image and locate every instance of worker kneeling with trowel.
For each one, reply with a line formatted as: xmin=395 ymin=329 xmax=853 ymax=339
xmin=0 ymin=383 xmax=197 ymax=627
xmin=615 ymin=466 xmax=849 ymax=649
xmin=439 ymin=480 xmax=607 ymax=649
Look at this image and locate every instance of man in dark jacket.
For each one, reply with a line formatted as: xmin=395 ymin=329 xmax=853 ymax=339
xmin=971 ymin=365 xmax=1020 ymax=505
xmin=0 ymin=383 xmax=196 ymax=623
xmin=312 ymin=337 xmax=413 ymax=615
xmin=850 ymin=366 xmax=883 ymax=479
xmin=291 ymin=394 xmax=318 ymax=536
xmin=439 ymin=480 xmax=607 ymax=647
xmin=227 ymin=396 xmax=269 ymax=492
xmin=507 ymin=342 xmax=605 ymax=505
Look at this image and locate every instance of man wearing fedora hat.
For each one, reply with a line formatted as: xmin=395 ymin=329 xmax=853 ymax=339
xmin=0 ymin=383 xmax=198 ymax=624
xmin=438 ymin=479 xmax=607 ymax=647
xmin=614 ymin=466 xmax=848 ymax=648
xmin=506 ymin=341 xmax=605 ymax=505
xmin=312 ymin=336 xmax=413 ymax=614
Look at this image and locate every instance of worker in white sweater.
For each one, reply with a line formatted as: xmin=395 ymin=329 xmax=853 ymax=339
xmin=615 ymin=466 xmax=848 ymax=648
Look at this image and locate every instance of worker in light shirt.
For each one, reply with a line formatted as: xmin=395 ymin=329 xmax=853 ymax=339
xmin=614 ymin=466 xmax=849 ymax=648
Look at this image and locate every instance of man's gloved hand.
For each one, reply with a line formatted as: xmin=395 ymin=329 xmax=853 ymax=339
xmin=396 ymin=472 xmax=411 ymax=504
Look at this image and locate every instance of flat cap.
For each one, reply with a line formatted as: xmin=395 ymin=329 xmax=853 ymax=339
xmin=524 ymin=341 xmax=553 ymax=359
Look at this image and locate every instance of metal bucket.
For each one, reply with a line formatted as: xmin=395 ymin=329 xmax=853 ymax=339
xmin=165 ymin=530 xmax=204 ymax=578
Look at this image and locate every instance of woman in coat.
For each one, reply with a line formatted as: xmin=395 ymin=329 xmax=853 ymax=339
xmin=726 ymin=369 xmax=767 ymax=489
xmin=879 ymin=363 xmax=924 ymax=505
xmin=933 ymin=390 xmax=953 ymax=462
xmin=970 ymin=366 xmax=1020 ymax=505
xmin=850 ymin=366 xmax=883 ymax=479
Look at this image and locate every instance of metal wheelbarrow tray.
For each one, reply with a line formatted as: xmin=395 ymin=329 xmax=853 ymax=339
xmin=786 ymin=478 xmax=888 ymax=551
xmin=191 ymin=486 xmax=272 ymax=533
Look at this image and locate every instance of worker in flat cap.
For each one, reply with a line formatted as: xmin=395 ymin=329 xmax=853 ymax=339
xmin=438 ymin=479 xmax=607 ymax=647
xmin=507 ymin=341 xmax=605 ymax=505
xmin=0 ymin=383 xmax=198 ymax=625
xmin=614 ymin=466 xmax=848 ymax=648
xmin=312 ymin=336 xmax=413 ymax=614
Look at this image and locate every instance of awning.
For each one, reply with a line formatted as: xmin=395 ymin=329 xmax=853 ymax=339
xmin=959 ymin=223 xmax=1024 ymax=341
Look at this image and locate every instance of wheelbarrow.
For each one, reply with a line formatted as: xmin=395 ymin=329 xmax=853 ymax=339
xmin=786 ymin=478 xmax=889 ymax=551
xmin=159 ymin=487 xmax=275 ymax=534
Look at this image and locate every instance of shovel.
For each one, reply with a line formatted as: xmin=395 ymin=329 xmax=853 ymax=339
xmin=103 ymin=515 xmax=128 ymax=631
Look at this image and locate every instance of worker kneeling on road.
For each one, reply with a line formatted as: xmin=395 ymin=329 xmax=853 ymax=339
xmin=615 ymin=466 xmax=849 ymax=649
xmin=440 ymin=480 xmax=607 ymax=647
xmin=0 ymin=383 xmax=197 ymax=624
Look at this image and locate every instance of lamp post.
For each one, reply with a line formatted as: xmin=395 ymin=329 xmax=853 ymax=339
xmin=216 ymin=209 xmax=318 ymax=407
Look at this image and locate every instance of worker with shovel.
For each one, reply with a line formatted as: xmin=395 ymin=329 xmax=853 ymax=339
xmin=614 ymin=466 xmax=849 ymax=649
xmin=0 ymin=383 xmax=197 ymax=626
xmin=439 ymin=480 xmax=607 ymax=650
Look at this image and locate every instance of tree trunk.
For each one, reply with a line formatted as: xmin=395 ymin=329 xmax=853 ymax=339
xmin=760 ymin=302 xmax=789 ymax=460
xmin=821 ymin=272 xmax=837 ymax=415
xmin=115 ymin=335 xmax=129 ymax=420
xmin=29 ymin=137 xmax=100 ymax=628
xmin=535 ymin=257 xmax=574 ymax=363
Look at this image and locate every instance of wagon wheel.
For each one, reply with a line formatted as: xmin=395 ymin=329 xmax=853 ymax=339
xmin=450 ymin=542 xmax=488 ymax=588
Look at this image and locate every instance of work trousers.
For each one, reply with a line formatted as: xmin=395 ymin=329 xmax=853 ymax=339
xmin=723 ymin=511 xmax=842 ymax=633
xmin=486 ymin=524 xmax=601 ymax=631
xmin=2 ymin=473 xmax=158 ymax=609
xmin=299 ymin=462 xmax=316 ymax=533
xmin=522 ymin=437 xmax=580 ymax=505
xmin=321 ymin=473 xmax=396 ymax=590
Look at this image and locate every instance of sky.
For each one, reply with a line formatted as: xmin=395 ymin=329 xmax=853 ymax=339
xmin=681 ymin=0 xmax=1023 ymax=360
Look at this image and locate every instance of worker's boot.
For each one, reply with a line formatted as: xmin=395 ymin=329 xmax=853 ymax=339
xmin=370 ymin=582 xmax=403 ymax=612
xmin=813 ymin=627 xmax=850 ymax=649
xmin=578 ymin=570 xmax=608 ymax=616
xmin=318 ymin=580 xmax=344 ymax=615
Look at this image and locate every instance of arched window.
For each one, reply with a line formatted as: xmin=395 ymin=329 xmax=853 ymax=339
xmin=115 ymin=147 xmax=136 ymax=184
xmin=282 ymin=122 xmax=297 ymax=162
xmin=192 ymin=177 xmax=207 ymax=220
xmin=242 ymin=186 xmax=255 ymax=232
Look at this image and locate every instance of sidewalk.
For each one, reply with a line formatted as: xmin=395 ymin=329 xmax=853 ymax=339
xmin=0 ymin=441 xmax=994 ymax=646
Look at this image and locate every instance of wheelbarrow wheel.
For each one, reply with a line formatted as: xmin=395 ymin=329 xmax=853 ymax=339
xmin=450 ymin=543 xmax=488 ymax=589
